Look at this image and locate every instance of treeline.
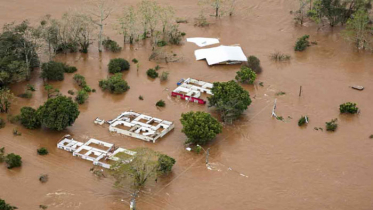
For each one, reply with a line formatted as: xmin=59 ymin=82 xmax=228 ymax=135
xmin=294 ymin=0 xmax=373 ymax=50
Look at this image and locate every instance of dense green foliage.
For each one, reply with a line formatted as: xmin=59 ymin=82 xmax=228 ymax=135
xmin=37 ymin=96 xmax=80 ymax=130
xmin=19 ymin=106 xmax=41 ymax=129
xmin=235 ymin=66 xmax=257 ymax=84
xmin=146 ymin=69 xmax=158 ymax=78
xmin=180 ymin=111 xmax=222 ymax=145
xmin=108 ymin=58 xmax=130 ymax=74
xmin=326 ymin=118 xmax=338 ymax=131
xmin=99 ymin=73 xmax=130 ymax=94
xmin=75 ymin=90 xmax=89 ymax=104
xmin=298 ymin=116 xmax=309 ymax=126
xmin=5 ymin=153 xmax=22 ymax=169
xmin=157 ymin=154 xmax=176 ymax=175
xmin=37 ymin=147 xmax=49 ymax=155
xmin=102 ymin=38 xmax=122 ymax=52
xmin=295 ymin=35 xmax=310 ymax=51
xmin=156 ymin=100 xmax=165 ymax=107
xmin=343 ymin=9 xmax=372 ymax=50
xmin=40 ymin=61 xmax=65 ymax=81
xmin=63 ymin=64 xmax=77 ymax=73
xmin=73 ymin=74 xmax=86 ymax=87
xmin=208 ymin=80 xmax=252 ymax=124
xmin=244 ymin=56 xmax=262 ymax=73
xmin=0 ymin=21 xmax=40 ymax=86
xmin=0 ymin=199 xmax=18 ymax=210
xmin=340 ymin=102 xmax=359 ymax=114
xmin=44 ymin=84 xmax=60 ymax=99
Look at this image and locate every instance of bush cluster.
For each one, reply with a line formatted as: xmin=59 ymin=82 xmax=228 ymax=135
xmin=156 ymin=100 xmax=166 ymax=107
xmin=5 ymin=153 xmax=22 ymax=169
xmin=41 ymin=61 xmax=78 ymax=81
xmin=147 ymin=69 xmax=158 ymax=78
xmin=108 ymin=58 xmax=130 ymax=74
xmin=235 ymin=66 xmax=256 ymax=84
xmin=103 ymin=38 xmax=122 ymax=52
xmin=295 ymin=35 xmax=310 ymax=51
xmin=99 ymin=73 xmax=130 ymax=94
xmin=37 ymin=147 xmax=49 ymax=155
xmin=75 ymin=90 xmax=89 ymax=104
xmin=19 ymin=107 xmax=41 ymax=129
xmin=339 ymin=102 xmax=359 ymax=114
xmin=326 ymin=118 xmax=338 ymax=131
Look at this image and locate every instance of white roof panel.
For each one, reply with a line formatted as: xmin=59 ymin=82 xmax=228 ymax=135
xmin=195 ymin=45 xmax=247 ymax=65
xmin=187 ymin=37 xmax=220 ymax=47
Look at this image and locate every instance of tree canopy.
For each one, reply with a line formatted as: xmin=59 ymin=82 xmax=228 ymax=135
xmin=0 ymin=199 xmax=18 ymax=210
xmin=235 ymin=66 xmax=257 ymax=84
xmin=108 ymin=58 xmax=130 ymax=73
xmin=180 ymin=111 xmax=222 ymax=145
xmin=36 ymin=96 xmax=80 ymax=130
xmin=19 ymin=107 xmax=41 ymax=129
xmin=5 ymin=153 xmax=22 ymax=169
xmin=208 ymin=80 xmax=252 ymax=124
xmin=99 ymin=73 xmax=130 ymax=94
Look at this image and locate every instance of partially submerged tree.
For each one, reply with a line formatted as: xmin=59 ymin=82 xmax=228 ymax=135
xmin=339 ymin=102 xmax=359 ymax=114
xmin=208 ymin=80 xmax=252 ymax=124
xmin=87 ymin=0 xmax=116 ymax=52
xmin=235 ymin=66 xmax=257 ymax=84
xmin=198 ymin=0 xmax=236 ymax=17
xmin=326 ymin=118 xmax=338 ymax=131
xmin=37 ymin=96 xmax=80 ymax=130
xmin=343 ymin=9 xmax=372 ymax=50
xmin=19 ymin=107 xmax=41 ymax=129
xmin=99 ymin=73 xmax=130 ymax=94
xmin=75 ymin=90 xmax=89 ymax=104
xmin=0 ymin=198 xmax=18 ymax=210
xmin=180 ymin=111 xmax=222 ymax=145
xmin=0 ymin=89 xmax=14 ymax=113
xmin=295 ymin=35 xmax=310 ymax=51
xmin=40 ymin=61 xmax=65 ymax=81
xmin=5 ymin=153 xmax=22 ymax=169
xmin=108 ymin=58 xmax=130 ymax=73
xmin=116 ymin=6 xmax=140 ymax=44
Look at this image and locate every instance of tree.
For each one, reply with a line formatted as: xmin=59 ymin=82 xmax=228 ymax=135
xmin=102 ymin=38 xmax=122 ymax=52
xmin=0 ymin=89 xmax=14 ymax=113
xmin=294 ymin=0 xmax=311 ymax=25
xmin=111 ymin=148 xmax=175 ymax=208
xmin=5 ymin=153 xmax=22 ymax=169
xmin=343 ymin=9 xmax=372 ymax=50
xmin=19 ymin=107 xmax=41 ymax=129
xmin=326 ymin=118 xmax=338 ymax=131
xmin=108 ymin=58 xmax=130 ymax=73
xmin=208 ymin=80 xmax=252 ymax=124
xmin=44 ymin=84 xmax=60 ymax=99
xmin=69 ymin=12 xmax=96 ymax=53
xmin=99 ymin=73 xmax=130 ymax=94
xmin=37 ymin=148 xmax=49 ymax=155
xmin=138 ymin=0 xmax=159 ymax=37
xmin=158 ymin=6 xmax=175 ymax=34
xmin=37 ymin=96 xmax=80 ymax=131
xmin=180 ymin=111 xmax=222 ymax=145
xmin=117 ymin=6 xmax=140 ymax=44
xmin=156 ymin=100 xmax=165 ymax=107
xmin=73 ymin=74 xmax=87 ymax=87
xmin=0 ymin=199 xmax=18 ymax=210
xmin=40 ymin=61 xmax=65 ymax=81
xmin=146 ymin=69 xmax=158 ymax=78
xmin=235 ymin=66 xmax=256 ymax=84
xmin=87 ymin=0 xmax=115 ymax=52
xmin=199 ymin=0 xmax=236 ymax=17
xmin=243 ymin=56 xmax=262 ymax=73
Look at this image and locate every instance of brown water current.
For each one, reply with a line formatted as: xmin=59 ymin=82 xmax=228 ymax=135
xmin=1 ymin=0 xmax=373 ymax=209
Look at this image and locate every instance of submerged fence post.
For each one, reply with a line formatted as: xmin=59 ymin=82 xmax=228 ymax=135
xmin=206 ymin=148 xmax=210 ymax=164
xmin=299 ymin=86 xmax=302 ymax=97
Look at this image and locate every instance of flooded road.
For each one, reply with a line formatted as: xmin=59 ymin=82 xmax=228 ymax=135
xmin=1 ymin=0 xmax=373 ymax=209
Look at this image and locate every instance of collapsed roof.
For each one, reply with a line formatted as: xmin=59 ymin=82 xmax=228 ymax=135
xmin=195 ymin=45 xmax=247 ymax=65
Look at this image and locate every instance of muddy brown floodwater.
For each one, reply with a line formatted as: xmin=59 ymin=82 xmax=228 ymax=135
xmin=1 ymin=0 xmax=373 ymax=209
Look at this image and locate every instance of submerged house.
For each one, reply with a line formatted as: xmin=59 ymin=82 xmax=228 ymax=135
xmin=95 ymin=111 xmax=174 ymax=143
xmin=172 ymin=78 xmax=213 ymax=105
xmin=57 ymin=135 xmax=135 ymax=169
xmin=194 ymin=45 xmax=247 ymax=65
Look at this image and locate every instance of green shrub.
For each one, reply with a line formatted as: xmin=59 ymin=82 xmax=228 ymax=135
xmin=157 ymin=40 xmax=167 ymax=47
xmin=39 ymin=205 xmax=48 ymax=209
xmin=295 ymin=35 xmax=310 ymax=51
xmin=19 ymin=107 xmax=41 ymax=129
xmin=82 ymin=85 xmax=92 ymax=92
xmin=275 ymin=91 xmax=286 ymax=96
xmin=147 ymin=69 xmax=158 ymax=78
xmin=99 ymin=73 xmax=130 ymax=94
xmin=157 ymin=154 xmax=176 ymax=175
xmin=73 ymin=74 xmax=86 ymax=87
xmin=181 ymin=32 xmax=186 ymax=36
xmin=108 ymin=58 xmax=130 ymax=74
xmin=339 ymin=102 xmax=359 ymax=114
xmin=155 ymin=65 xmax=160 ymax=70
xmin=41 ymin=61 xmax=65 ymax=81
xmin=235 ymin=66 xmax=256 ymax=84
xmin=37 ymin=147 xmax=49 ymax=155
xmin=0 ymin=198 xmax=18 ymax=210
xmin=68 ymin=90 xmax=74 ymax=95
xmin=75 ymin=90 xmax=88 ymax=104
xmin=102 ymin=38 xmax=122 ymax=52
xmin=139 ymin=95 xmax=144 ymax=100
xmin=64 ymin=65 xmax=77 ymax=73
xmin=92 ymin=89 xmax=96 ymax=93
xmin=0 ymin=118 xmax=5 ymax=129
xmin=0 ymin=147 xmax=4 ymax=163
xmin=5 ymin=153 xmax=22 ymax=169
xmin=132 ymin=58 xmax=138 ymax=63
xmin=27 ymin=84 xmax=35 ymax=91
xmin=160 ymin=71 xmax=169 ymax=81
xmin=244 ymin=56 xmax=262 ymax=74
xmin=156 ymin=100 xmax=166 ymax=107
xmin=326 ymin=118 xmax=338 ymax=131
xmin=298 ymin=116 xmax=309 ymax=126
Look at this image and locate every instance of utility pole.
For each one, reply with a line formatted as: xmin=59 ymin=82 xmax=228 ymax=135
xmin=205 ymin=148 xmax=210 ymax=164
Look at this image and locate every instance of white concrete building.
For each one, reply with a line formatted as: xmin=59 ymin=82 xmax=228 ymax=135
xmin=57 ymin=135 xmax=135 ymax=169
xmin=95 ymin=111 xmax=174 ymax=143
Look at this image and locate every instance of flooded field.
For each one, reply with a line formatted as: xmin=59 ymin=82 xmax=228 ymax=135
xmin=1 ymin=0 xmax=373 ymax=209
